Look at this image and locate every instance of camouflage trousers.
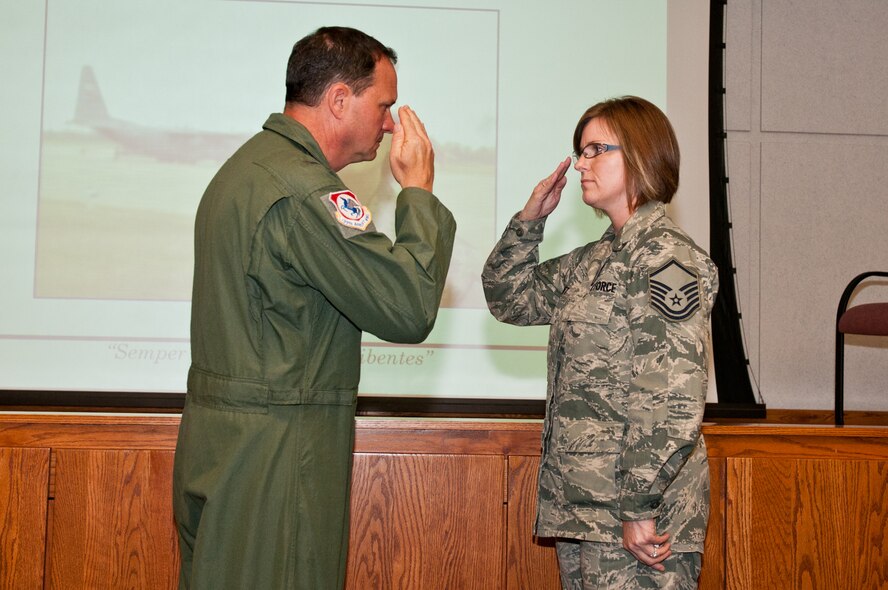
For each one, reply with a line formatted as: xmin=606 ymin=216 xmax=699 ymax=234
xmin=556 ymin=540 xmax=702 ymax=590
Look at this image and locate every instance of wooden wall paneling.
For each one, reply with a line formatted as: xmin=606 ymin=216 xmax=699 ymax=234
xmin=726 ymin=457 xmax=796 ymax=589
xmin=0 ymin=415 xmax=181 ymax=450
xmin=725 ymin=456 xmax=888 ymax=590
xmin=796 ymin=458 xmax=888 ymax=589
xmin=795 ymin=459 xmax=844 ymax=588
xmin=505 ymin=455 xmax=560 ymax=590
xmin=700 ymin=425 xmax=888 ymax=460
xmin=837 ymin=459 xmax=888 ymax=588
xmin=147 ymin=451 xmax=181 ymax=587
xmin=698 ymin=456 xmax=726 ymax=590
xmin=346 ymin=453 xmax=504 ymax=590
xmin=0 ymin=447 xmax=50 ymax=590
xmin=352 ymin=420 xmax=544 ymax=456
xmin=0 ymin=416 xmax=885 ymax=590
xmin=48 ymin=449 xmax=178 ymax=590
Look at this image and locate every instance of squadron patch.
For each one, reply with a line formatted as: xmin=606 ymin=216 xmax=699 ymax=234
xmin=326 ymin=190 xmax=372 ymax=231
xmin=648 ymin=259 xmax=701 ymax=322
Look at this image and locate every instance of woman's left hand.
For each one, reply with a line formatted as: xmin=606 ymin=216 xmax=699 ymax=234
xmin=622 ymin=519 xmax=672 ymax=571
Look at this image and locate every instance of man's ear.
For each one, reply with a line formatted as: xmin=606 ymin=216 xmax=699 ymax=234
xmin=326 ymin=82 xmax=351 ymax=120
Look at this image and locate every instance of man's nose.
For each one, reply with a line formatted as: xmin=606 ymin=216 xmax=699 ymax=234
xmin=383 ymin=110 xmax=395 ymax=133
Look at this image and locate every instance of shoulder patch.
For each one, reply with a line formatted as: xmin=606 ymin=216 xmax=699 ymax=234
xmin=648 ymin=259 xmax=701 ymax=322
xmin=326 ymin=190 xmax=372 ymax=231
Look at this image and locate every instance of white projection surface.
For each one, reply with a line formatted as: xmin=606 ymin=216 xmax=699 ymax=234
xmin=0 ymin=0 xmax=708 ymax=399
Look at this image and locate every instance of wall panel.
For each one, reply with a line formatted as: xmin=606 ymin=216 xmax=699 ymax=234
xmin=1 ymin=416 xmax=887 ymax=589
xmin=347 ymin=453 xmax=505 ymax=590
xmin=506 ymin=455 xmax=560 ymax=590
xmin=725 ymin=456 xmax=888 ymax=589
xmin=48 ymin=449 xmax=179 ymax=590
xmin=761 ymin=1 xmax=888 ymax=135
xmin=0 ymin=447 xmax=50 ymax=590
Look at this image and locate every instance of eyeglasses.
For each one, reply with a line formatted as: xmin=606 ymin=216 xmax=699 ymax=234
xmin=572 ymin=142 xmax=621 ymax=163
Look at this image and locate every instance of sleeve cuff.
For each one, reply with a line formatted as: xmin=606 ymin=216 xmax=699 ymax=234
xmin=507 ymin=212 xmax=546 ymax=239
xmin=619 ymin=490 xmax=663 ymax=522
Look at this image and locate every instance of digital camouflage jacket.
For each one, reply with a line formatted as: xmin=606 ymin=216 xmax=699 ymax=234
xmin=482 ymin=201 xmax=717 ymax=551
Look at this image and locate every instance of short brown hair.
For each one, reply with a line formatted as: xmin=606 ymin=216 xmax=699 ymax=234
xmin=285 ymin=26 xmax=398 ymax=106
xmin=573 ymin=96 xmax=679 ymax=210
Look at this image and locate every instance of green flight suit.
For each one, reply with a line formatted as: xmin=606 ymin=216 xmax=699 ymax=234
xmin=173 ymin=113 xmax=456 ymax=590
xmin=482 ymin=201 xmax=717 ymax=555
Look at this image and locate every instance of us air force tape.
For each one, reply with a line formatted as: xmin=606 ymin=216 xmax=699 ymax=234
xmin=648 ymin=259 xmax=701 ymax=322
xmin=322 ymin=190 xmax=373 ymax=235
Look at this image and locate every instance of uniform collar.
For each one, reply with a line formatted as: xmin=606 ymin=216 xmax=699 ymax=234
xmin=262 ymin=113 xmax=333 ymax=170
xmin=610 ymin=201 xmax=665 ymax=252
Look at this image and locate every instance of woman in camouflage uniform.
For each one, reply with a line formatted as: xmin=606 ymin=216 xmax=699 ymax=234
xmin=482 ymin=96 xmax=718 ymax=590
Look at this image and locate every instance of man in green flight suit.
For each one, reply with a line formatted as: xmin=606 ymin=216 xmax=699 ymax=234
xmin=172 ymin=26 xmax=456 ymax=590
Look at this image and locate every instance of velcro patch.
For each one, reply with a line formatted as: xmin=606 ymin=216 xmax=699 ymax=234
xmin=648 ymin=259 xmax=701 ymax=322
xmin=327 ymin=190 xmax=372 ymax=231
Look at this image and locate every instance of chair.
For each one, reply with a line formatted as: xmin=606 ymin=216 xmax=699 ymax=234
xmin=835 ymin=271 xmax=888 ymax=425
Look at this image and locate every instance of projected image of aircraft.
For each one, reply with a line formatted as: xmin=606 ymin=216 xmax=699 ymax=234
xmin=56 ymin=66 xmax=492 ymax=308
xmin=71 ymin=65 xmax=248 ymax=163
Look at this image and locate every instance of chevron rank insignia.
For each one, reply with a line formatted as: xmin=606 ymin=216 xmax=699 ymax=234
xmin=649 ymin=259 xmax=701 ymax=322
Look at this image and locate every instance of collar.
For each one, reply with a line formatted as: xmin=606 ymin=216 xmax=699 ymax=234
xmin=610 ymin=201 xmax=665 ymax=252
xmin=261 ymin=113 xmax=332 ymax=170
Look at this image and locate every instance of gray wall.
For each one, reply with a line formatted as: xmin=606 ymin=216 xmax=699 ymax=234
xmin=725 ymin=0 xmax=888 ymax=411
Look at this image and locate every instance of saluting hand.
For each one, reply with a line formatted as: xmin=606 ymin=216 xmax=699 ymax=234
xmin=390 ymin=105 xmax=434 ymax=192
xmin=518 ymin=157 xmax=571 ymax=221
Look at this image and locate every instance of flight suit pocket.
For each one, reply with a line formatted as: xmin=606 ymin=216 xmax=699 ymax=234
xmin=558 ymin=420 xmax=625 ymax=506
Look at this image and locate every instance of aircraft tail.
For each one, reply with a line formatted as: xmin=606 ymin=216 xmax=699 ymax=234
xmin=73 ymin=66 xmax=110 ymax=125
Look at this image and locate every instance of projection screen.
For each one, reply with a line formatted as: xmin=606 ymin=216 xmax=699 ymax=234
xmin=0 ymin=0 xmax=710 ymax=403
